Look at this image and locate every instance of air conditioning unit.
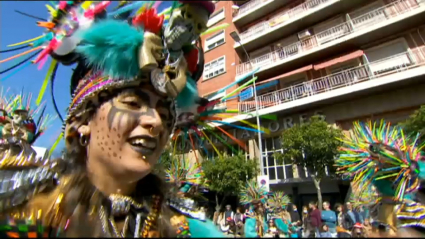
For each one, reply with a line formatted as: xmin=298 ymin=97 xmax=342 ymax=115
xmin=298 ymin=30 xmax=311 ymax=39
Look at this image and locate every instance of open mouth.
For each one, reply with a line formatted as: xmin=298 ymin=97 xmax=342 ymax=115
xmin=128 ymin=135 xmax=158 ymax=156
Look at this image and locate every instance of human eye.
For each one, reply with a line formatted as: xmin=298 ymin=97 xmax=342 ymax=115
xmin=120 ymin=96 xmax=143 ymax=109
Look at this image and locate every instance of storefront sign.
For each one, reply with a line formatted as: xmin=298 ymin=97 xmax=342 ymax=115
xmin=240 ymin=87 xmax=253 ymax=101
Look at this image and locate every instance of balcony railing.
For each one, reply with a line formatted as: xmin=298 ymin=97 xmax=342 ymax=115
xmin=238 ymin=46 xmax=425 ymax=113
xmin=233 ymin=0 xmax=273 ymax=19
xmin=238 ymin=0 xmax=331 ymax=42
xmin=236 ymin=0 xmax=422 ymax=76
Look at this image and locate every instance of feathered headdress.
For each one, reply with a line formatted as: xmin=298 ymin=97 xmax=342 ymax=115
xmin=0 ymin=1 xmax=267 ymax=157
xmin=336 ymin=120 xmax=425 ymax=202
xmin=240 ymin=180 xmax=268 ymax=206
xmin=336 ymin=120 xmax=425 ymax=229
xmin=0 ymin=87 xmax=55 ymax=144
xmin=267 ymin=191 xmax=291 ymax=212
xmin=165 ymin=157 xmax=207 ymax=190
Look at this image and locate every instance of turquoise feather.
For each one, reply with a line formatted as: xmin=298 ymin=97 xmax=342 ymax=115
xmin=76 ymin=20 xmax=144 ymax=79
xmin=186 ymin=218 xmax=225 ymax=238
xmin=176 ymin=74 xmax=199 ymax=108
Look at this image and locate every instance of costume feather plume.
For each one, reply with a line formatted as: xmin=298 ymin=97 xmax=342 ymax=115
xmin=267 ymin=191 xmax=291 ymax=210
xmin=165 ymin=157 xmax=206 ymax=187
xmin=336 ymin=120 xmax=425 ymax=202
xmin=240 ymin=180 xmax=268 ymax=205
xmin=76 ymin=20 xmax=144 ymax=79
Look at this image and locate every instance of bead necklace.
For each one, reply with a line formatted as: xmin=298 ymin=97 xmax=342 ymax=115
xmin=99 ymin=194 xmax=161 ymax=238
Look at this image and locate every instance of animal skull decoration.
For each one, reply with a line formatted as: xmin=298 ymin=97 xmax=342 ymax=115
xmin=164 ymin=4 xmax=209 ymax=52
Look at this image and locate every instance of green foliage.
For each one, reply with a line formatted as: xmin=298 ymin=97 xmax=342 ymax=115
xmin=399 ymin=105 xmax=425 ymax=142
xmin=202 ymin=152 xmax=258 ymax=196
xmin=275 ymin=115 xmax=343 ymax=180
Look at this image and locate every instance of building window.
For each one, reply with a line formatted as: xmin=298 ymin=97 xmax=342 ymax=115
xmin=261 ymin=136 xmax=331 ymax=183
xmin=207 ymin=8 xmax=225 ymax=27
xmin=205 ymin=30 xmax=225 ymax=51
xmin=261 ymin=136 xmax=293 ymax=183
xmin=204 ymin=145 xmax=248 ymax=161
xmin=203 ymin=56 xmax=226 ymax=80
xmin=365 ymin=38 xmax=412 ymax=74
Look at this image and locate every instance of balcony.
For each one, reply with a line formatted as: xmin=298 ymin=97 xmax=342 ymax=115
xmin=232 ymin=0 xmax=292 ymax=27
xmin=238 ymin=46 xmax=425 ymax=114
xmin=236 ymin=0 xmax=425 ymax=79
xmin=236 ymin=0 xmax=343 ymax=51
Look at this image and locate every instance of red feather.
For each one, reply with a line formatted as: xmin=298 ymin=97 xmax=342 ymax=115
xmin=185 ymin=47 xmax=198 ymax=75
xmin=132 ymin=8 xmax=164 ymax=35
xmin=25 ymin=123 xmax=36 ymax=133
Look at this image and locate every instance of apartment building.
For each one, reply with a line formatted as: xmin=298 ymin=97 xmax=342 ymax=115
xmin=193 ymin=0 xmax=425 ymax=205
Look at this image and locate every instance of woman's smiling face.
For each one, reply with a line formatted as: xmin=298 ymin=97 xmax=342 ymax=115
xmin=82 ymin=86 xmax=174 ymax=180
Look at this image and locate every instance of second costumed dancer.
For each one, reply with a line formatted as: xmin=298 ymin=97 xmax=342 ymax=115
xmin=336 ymin=121 xmax=425 ymax=236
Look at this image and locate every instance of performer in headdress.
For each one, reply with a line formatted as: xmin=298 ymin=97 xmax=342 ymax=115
xmin=336 ymin=120 xmax=425 ymax=237
xmin=240 ymin=180 xmax=270 ymax=237
xmin=265 ymin=191 xmax=293 ymax=238
xmin=0 ymin=89 xmax=54 ymax=162
xmin=0 ymin=1 xmax=266 ymax=237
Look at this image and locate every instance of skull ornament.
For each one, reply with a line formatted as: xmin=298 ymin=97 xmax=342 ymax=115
xmin=164 ymin=4 xmax=209 ymax=52
xmin=12 ymin=109 xmax=29 ymax=126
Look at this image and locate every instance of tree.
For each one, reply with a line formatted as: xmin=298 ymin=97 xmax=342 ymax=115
xmin=202 ymin=152 xmax=258 ymax=215
xmin=274 ymin=115 xmax=343 ymax=210
xmin=399 ymin=105 xmax=425 ymax=142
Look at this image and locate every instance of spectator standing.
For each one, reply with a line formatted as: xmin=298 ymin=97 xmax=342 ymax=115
xmin=225 ymin=205 xmax=235 ymax=220
xmin=234 ymin=207 xmax=244 ymax=224
xmin=301 ymin=206 xmax=312 ymax=238
xmin=235 ymin=218 xmax=245 ymax=238
xmin=335 ymin=203 xmax=354 ymax=238
xmin=346 ymin=202 xmax=362 ymax=224
xmin=289 ymin=204 xmax=302 ymax=238
xmin=321 ymin=201 xmax=337 ymax=238
xmin=308 ymin=201 xmax=322 ymax=237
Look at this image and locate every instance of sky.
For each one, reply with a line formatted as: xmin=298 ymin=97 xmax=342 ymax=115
xmin=0 ymin=1 xmax=171 ymax=153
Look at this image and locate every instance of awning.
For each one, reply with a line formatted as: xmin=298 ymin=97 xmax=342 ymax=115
xmin=313 ymin=50 xmax=364 ymax=71
xmin=257 ymin=64 xmax=313 ymax=85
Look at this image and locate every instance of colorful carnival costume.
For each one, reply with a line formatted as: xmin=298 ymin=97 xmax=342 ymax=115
xmin=0 ymin=89 xmax=54 ymax=163
xmin=336 ymin=121 xmax=425 ymax=235
xmin=240 ymin=180 xmax=270 ymax=237
xmin=0 ymin=1 xmax=269 ymax=237
xmin=266 ymin=191 xmax=293 ymax=238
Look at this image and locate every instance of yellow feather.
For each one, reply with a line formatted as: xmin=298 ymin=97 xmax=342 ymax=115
xmin=81 ymin=1 xmax=93 ymax=10
xmin=46 ymin=4 xmax=57 ymax=18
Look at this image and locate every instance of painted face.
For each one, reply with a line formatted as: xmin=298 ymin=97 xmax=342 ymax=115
xmin=86 ymin=87 xmax=173 ymax=178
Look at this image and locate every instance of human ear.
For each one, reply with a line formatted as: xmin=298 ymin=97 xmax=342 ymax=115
xmin=77 ymin=124 xmax=91 ymax=136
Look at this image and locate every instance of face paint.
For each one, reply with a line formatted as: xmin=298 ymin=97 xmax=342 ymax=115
xmin=106 ymin=89 xmax=171 ymax=130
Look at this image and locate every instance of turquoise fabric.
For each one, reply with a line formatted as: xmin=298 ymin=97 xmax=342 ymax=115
xmin=187 ymin=218 xmax=225 ymax=238
xmin=244 ymin=217 xmax=269 ymax=238
xmin=275 ymin=218 xmax=289 ymax=233
xmin=418 ymin=161 xmax=425 ymax=179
